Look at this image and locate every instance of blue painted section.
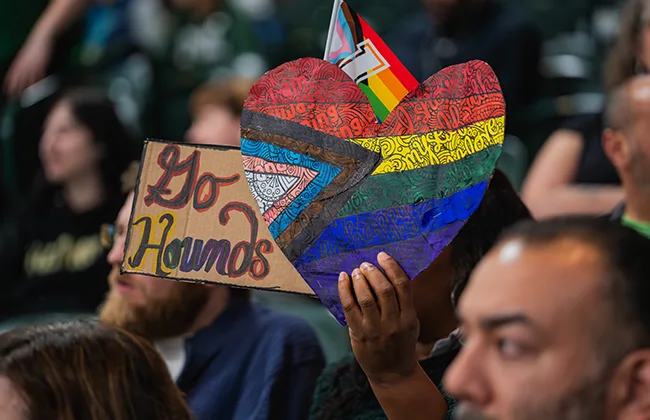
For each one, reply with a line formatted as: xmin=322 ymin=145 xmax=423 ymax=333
xmin=241 ymin=138 xmax=342 ymax=237
xmin=294 ymin=180 xmax=489 ymax=264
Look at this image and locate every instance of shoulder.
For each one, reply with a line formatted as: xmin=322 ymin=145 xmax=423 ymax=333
xmin=319 ymin=355 xmax=356 ymax=381
xmin=251 ymin=302 xmax=317 ymax=335
xmin=312 ymin=355 xmax=358 ymax=398
xmin=310 ymin=356 xmax=376 ymax=419
xmin=560 ymin=113 xmax=603 ymax=137
xmin=248 ymin=302 xmax=324 ymax=360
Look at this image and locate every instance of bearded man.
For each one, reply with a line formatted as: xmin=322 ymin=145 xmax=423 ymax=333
xmin=100 ymin=192 xmax=325 ymax=420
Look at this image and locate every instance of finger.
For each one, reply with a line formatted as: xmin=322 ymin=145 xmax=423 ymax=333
xmin=351 ymin=268 xmax=381 ymax=326
xmin=360 ymin=261 xmax=399 ymax=321
xmin=377 ymin=252 xmax=415 ymax=319
xmin=338 ymin=271 xmax=362 ymax=328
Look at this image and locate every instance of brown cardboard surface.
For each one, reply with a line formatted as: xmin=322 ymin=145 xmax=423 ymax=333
xmin=122 ymin=140 xmax=315 ymax=295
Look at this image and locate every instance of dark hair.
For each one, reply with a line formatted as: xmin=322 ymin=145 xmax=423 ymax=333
xmin=604 ymin=0 xmax=649 ymax=92
xmin=450 ymin=169 xmax=533 ymax=305
xmin=33 ymin=87 xmax=138 ymax=206
xmin=315 ymin=169 xmax=533 ymax=420
xmin=499 ymin=216 xmax=650 ymax=352
xmin=0 ymin=320 xmax=192 ymax=420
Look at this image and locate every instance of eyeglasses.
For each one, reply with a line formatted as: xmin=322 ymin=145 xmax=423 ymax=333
xmin=100 ymin=224 xmax=116 ymax=250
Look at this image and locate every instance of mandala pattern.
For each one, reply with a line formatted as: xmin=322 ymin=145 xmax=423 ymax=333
xmin=241 ymin=58 xmax=506 ymax=325
xmin=243 ymin=156 xmax=319 ymax=225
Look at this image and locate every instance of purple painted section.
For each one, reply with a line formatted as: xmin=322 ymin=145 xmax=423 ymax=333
xmin=296 ymin=221 xmax=466 ymax=325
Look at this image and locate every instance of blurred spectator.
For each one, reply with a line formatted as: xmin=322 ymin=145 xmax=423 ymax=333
xmin=1 ymin=0 xmax=87 ymax=100
xmin=0 ymin=0 xmax=88 ymax=221
xmin=602 ymin=75 xmax=650 ymax=238
xmin=444 ymin=218 xmax=650 ymax=419
xmin=100 ymin=191 xmax=325 ymax=420
xmin=186 ymin=78 xmax=352 ymax=363
xmin=0 ymin=320 xmax=192 ymax=419
xmin=138 ymin=0 xmax=267 ymax=141
xmin=0 ymin=88 xmax=137 ymax=328
xmin=309 ymin=170 xmax=532 ymax=420
xmin=272 ymin=0 xmax=420 ymax=66
xmin=185 ymin=76 xmax=252 ymax=146
xmin=521 ymin=0 xmax=650 ymax=219
xmin=389 ymin=0 xmax=542 ymax=138
xmin=522 ymin=113 xmax=623 ymax=218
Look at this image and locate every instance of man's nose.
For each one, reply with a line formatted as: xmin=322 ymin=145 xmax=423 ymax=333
xmin=107 ymin=239 xmax=124 ymax=266
xmin=443 ymin=341 xmax=491 ymax=408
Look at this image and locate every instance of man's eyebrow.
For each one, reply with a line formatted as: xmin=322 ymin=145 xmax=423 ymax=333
xmin=479 ymin=313 xmax=541 ymax=332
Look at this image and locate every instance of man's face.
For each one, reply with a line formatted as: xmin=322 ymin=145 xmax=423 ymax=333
xmin=99 ymin=193 xmax=208 ymax=340
xmin=607 ymin=78 xmax=650 ymax=190
xmin=0 ymin=377 xmax=26 ymax=420
xmin=627 ymin=97 xmax=650 ymax=190
xmin=185 ymin=105 xmax=241 ymax=147
xmin=444 ymin=238 xmax=614 ymax=420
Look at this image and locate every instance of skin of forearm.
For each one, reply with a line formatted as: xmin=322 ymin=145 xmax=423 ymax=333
xmin=529 ymin=185 xmax=624 ymax=219
xmin=28 ymin=0 xmax=89 ymax=43
xmin=368 ymin=365 xmax=448 ymax=420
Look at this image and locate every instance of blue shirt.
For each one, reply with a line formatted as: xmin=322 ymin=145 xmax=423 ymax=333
xmin=177 ymin=296 xmax=325 ymax=420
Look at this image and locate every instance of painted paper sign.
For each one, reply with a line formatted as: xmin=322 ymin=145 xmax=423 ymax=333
xmin=241 ymin=58 xmax=505 ymax=324
xmin=122 ymin=140 xmax=315 ymax=295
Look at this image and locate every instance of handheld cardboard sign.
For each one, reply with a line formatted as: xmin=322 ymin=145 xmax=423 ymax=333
xmin=122 ymin=140 xmax=315 ymax=295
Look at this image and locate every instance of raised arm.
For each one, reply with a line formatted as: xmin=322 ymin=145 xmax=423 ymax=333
xmin=4 ymin=0 xmax=89 ymax=96
xmin=521 ymin=129 xmax=624 ymax=219
xmin=338 ymin=253 xmax=448 ymax=420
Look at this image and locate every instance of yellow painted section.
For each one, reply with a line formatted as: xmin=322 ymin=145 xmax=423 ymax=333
xmin=349 ymin=116 xmax=505 ymax=175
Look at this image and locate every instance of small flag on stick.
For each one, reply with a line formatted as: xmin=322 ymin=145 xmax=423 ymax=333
xmin=324 ymin=0 xmax=419 ymax=122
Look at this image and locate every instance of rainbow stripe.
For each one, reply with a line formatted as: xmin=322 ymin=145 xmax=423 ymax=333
xmin=326 ymin=2 xmax=419 ymax=122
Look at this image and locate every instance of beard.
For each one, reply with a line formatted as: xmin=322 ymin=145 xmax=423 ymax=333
xmin=453 ymin=371 xmax=610 ymax=420
xmin=628 ymin=141 xmax=650 ymax=190
xmin=99 ymin=268 xmax=209 ymax=341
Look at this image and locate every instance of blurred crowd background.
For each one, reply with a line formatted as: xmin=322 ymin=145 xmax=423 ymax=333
xmin=0 ymin=0 xmax=637 ymax=360
xmin=0 ymin=0 xmax=627 ymax=216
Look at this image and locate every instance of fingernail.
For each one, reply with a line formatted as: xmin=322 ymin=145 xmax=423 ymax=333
xmin=361 ymin=262 xmax=374 ymax=271
xmin=352 ymin=268 xmax=361 ymax=278
xmin=377 ymin=252 xmax=390 ymax=261
xmin=338 ymin=272 xmax=346 ymax=282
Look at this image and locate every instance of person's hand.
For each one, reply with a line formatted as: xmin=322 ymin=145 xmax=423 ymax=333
xmin=338 ymin=251 xmax=420 ymax=385
xmin=4 ymin=36 xmax=52 ymax=97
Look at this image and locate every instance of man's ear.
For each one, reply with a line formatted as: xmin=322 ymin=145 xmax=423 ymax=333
xmin=602 ymin=128 xmax=630 ymax=171
xmin=608 ymin=350 xmax=650 ymax=420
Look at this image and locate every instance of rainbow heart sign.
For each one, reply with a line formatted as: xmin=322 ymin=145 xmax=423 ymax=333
xmin=240 ymin=58 xmax=505 ymax=324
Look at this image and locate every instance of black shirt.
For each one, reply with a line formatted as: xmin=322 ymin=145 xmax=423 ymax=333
xmin=0 ymin=197 xmax=122 ymax=322
xmin=560 ymin=113 xmax=620 ymax=185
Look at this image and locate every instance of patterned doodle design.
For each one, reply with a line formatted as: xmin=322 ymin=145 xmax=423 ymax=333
xmin=243 ymin=156 xmax=319 ymax=224
xmin=241 ymin=58 xmax=505 ymax=325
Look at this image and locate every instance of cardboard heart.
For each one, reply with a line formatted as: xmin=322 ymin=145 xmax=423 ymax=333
xmin=241 ymin=57 xmax=505 ymax=324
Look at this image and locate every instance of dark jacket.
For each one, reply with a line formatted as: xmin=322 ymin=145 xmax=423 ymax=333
xmin=177 ymin=296 xmax=325 ymax=420
xmin=309 ymin=347 xmax=459 ymax=420
xmin=0 ymin=199 xmax=120 ymax=322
